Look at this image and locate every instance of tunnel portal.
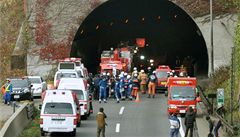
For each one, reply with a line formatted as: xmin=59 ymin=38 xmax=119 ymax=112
xmin=71 ymin=0 xmax=208 ymax=75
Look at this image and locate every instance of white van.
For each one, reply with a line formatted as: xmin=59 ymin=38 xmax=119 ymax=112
xmin=58 ymin=78 xmax=91 ymax=119
xmin=53 ymin=70 xmax=80 ymax=88
xmin=40 ymin=90 xmax=79 ymax=136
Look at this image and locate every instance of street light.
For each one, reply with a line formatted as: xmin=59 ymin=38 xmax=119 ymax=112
xmin=150 ymin=59 xmax=154 ymax=63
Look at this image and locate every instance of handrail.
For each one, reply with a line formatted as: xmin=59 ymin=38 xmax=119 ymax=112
xmin=197 ymin=85 xmax=239 ymax=136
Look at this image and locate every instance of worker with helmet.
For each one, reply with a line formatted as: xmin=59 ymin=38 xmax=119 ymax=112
xmin=148 ymin=71 xmax=157 ymax=98
xmin=131 ymin=73 xmax=140 ymax=99
xmin=98 ymin=76 xmax=108 ymax=103
xmin=138 ymin=70 xmax=148 ymax=94
xmin=131 ymin=67 xmax=138 ymax=77
xmin=126 ymin=75 xmax=133 ymax=100
xmin=3 ymin=79 xmax=12 ymax=105
xmin=147 ymin=67 xmax=152 ymax=76
xmin=114 ymin=75 xmax=121 ymax=103
xmin=120 ymin=72 xmax=128 ymax=100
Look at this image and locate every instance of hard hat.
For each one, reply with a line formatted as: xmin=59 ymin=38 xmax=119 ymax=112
xmin=179 ymin=72 xmax=184 ymax=77
xmin=141 ymin=70 xmax=144 ymax=73
xmin=133 ymin=67 xmax=137 ymax=71
xmin=170 ymin=72 xmax=173 ymax=76
xmin=134 ymin=73 xmax=138 ymax=77
xmin=107 ymin=72 xmax=110 ymax=76
xmin=172 ymin=70 xmax=175 ymax=73
xmin=121 ymin=71 xmax=124 ymax=75
xmin=148 ymin=67 xmax=151 ymax=70
xmin=153 ymin=71 xmax=156 ymax=74
xmin=127 ymin=75 xmax=131 ymax=79
xmin=124 ymin=72 xmax=127 ymax=76
xmin=102 ymin=72 xmax=106 ymax=76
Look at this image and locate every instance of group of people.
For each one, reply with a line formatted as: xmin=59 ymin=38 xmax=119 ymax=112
xmin=91 ymin=67 xmax=158 ymax=103
xmin=1 ymin=79 xmax=13 ymax=105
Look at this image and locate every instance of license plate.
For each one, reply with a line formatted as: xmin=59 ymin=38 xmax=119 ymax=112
xmin=180 ymin=110 xmax=186 ymax=113
xmin=161 ymin=82 xmax=167 ymax=85
xmin=14 ymin=95 xmax=20 ymax=99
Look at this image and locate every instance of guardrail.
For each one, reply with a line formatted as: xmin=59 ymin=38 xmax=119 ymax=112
xmin=0 ymin=102 xmax=34 ymax=137
xmin=197 ymin=85 xmax=239 ymax=136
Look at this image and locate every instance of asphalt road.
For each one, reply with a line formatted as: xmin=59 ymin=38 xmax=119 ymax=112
xmin=35 ymin=93 xmax=201 ymax=137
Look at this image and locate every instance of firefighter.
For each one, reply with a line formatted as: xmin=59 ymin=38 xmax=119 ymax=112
xmin=114 ymin=76 xmax=121 ymax=103
xmin=131 ymin=67 xmax=138 ymax=77
xmin=138 ymin=70 xmax=148 ymax=94
xmin=96 ymin=107 xmax=107 ymax=137
xmin=4 ymin=79 xmax=12 ymax=105
xmin=147 ymin=67 xmax=152 ymax=76
xmin=98 ymin=76 xmax=108 ymax=103
xmin=120 ymin=73 xmax=128 ymax=100
xmin=148 ymin=71 xmax=157 ymax=98
xmin=131 ymin=73 xmax=140 ymax=99
xmin=126 ymin=75 xmax=133 ymax=100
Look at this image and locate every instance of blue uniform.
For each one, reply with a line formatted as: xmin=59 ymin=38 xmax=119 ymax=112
xmin=4 ymin=83 xmax=12 ymax=104
xmin=98 ymin=78 xmax=107 ymax=101
xmin=114 ymin=79 xmax=121 ymax=102
xmin=169 ymin=115 xmax=180 ymax=137
xmin=127 ymin=79 xmax=133 ymax=99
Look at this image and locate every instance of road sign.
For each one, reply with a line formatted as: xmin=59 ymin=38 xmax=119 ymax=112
xmin=217 ymin=88 xmax=224 ymax=108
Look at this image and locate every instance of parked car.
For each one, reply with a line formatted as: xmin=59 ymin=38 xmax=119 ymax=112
xmin=40 ymin=90 xmax=80 ymax=136
xmin=27 ymin=76 xmax=47 ymax=97
xmin=10 ymin=78 xmax=33 ymax=101
xmin=58 ymin=78 xmax=92 ymax=119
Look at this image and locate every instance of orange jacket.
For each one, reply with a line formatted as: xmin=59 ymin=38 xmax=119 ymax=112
xmin=138 ymin=73 xmax=148 ymax=85
xmin=1 ymin=85 xmax=6 ymax=95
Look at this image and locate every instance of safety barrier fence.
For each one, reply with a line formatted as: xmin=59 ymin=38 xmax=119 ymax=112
xmin=0 ymin=102 xmax=34 ymax=137
xmin=197 ymin=86 xmax=239 ymax=136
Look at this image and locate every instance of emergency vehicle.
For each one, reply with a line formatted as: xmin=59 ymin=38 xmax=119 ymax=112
xmin=155 ymin=65 xmax=171 ymax=91
xmin=40 ymin=90 xmax=81 ymax=136
xmin=167 ymin=77 xmax=199 ymax=115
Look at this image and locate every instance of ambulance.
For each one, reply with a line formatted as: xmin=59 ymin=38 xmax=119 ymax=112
xmin=167 ymin=77 xmax=199 ymax=115
xmin=40 ymin=90 xmax=80 ymax=136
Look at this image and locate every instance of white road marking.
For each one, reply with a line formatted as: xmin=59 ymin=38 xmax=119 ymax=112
xmin=178 ymin=117 xmax=185 ymax=137
xmin=116 ymin=123 xmax=120 ymax=133
xmin=119 ymin=106 xmax=125 ymax=115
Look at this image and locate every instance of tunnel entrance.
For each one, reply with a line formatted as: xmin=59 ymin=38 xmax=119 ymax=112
xmin=71 ymin=0 xmax=208 ymax=76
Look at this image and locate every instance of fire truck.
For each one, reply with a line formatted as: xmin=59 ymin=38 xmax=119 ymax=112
xmin=155 ymin=65 xmax=171 ymax=92
xmin=167 ymin=77 xmax=199 ymax=115
xmin=100 ymin=48 xmax=133 ymax=75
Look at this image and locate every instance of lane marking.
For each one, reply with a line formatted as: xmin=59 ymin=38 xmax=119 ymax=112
xmin=119 ymin=106 xmax=125 ymax=115
xmin=116 ymin=123 xmax=120 ymax=133
xmin=178 ymin=117 xmax=185 ymax=137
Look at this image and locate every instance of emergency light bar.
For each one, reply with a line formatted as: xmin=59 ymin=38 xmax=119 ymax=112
xmin=158 ymin=65 xmax=170 ymax=69
xmin=173 ymin=81 xmax=192 ymax=84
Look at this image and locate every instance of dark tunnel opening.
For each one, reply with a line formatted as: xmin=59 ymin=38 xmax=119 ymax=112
xmin=71 ymin=0 xmax=208 ymax=76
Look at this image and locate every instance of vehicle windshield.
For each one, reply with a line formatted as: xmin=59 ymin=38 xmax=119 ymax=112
xmin=57 ymin=73 xmax=77 ymax=79
xmin=44 ymin=103 xmax=73 ymax=114
xmin=11 ymin=79 xmax=28 ymax=88
xmin=156 ymin=71 xmax=168 ymax=78
xmin=71 ymin=90 xmax=84 ymax=100
xmin=29 ymin=78 xmax=41 ymax=84
xmin=59 ymin=63 xmax=75 ymax=69
xmin=170 ymin=86 xmax=195 ymax=100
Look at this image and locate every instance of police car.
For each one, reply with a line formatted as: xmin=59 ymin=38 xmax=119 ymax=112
xmin=40 ymin=90 xmax=80 ymax=136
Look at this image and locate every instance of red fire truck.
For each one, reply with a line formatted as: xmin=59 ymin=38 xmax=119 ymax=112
xmin=167 ymin=77 xmax=199 ymax=115
xmin=155 ymin=65 xmax=171 ymax=92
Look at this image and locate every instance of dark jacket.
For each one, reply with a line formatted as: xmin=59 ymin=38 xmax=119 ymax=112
xmin=96 ymin=112 xmax=107 ymax=128
xmin=184 ymin=111 xmax=196 ymax=127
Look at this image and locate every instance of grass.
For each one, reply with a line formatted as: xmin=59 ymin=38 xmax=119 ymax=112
xmin=19 ymin=107 xmax=41 ymax=137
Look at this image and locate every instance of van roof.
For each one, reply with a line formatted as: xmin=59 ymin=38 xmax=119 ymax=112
xmin=58 ymin=78 xmax=86 ymax=91
xmin=43 ymin=90 xmax=74 ymax=103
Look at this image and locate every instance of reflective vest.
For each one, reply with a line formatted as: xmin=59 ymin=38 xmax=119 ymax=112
xmin=5 ymin=84 xmax=11 ymax=92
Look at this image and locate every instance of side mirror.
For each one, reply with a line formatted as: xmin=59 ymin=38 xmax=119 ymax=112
xmin=39 ymin=104 xmax=42 ymax=110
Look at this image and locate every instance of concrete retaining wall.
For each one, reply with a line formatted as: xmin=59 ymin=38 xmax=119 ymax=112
xmin=0 ymin=103 xmax=33 ymax=137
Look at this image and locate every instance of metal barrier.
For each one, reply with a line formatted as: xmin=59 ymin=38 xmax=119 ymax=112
xmin=197 ymin=85 xmax=239 ymax=136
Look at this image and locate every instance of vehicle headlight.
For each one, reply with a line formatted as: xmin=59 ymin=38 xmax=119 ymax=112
xmin=169 ymin=105 xmax=177 ymax=109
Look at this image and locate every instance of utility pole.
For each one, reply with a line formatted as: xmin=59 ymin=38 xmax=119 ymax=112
xmin=210 ymin=0 xmax=214 ymax=73
xmin=230 ymin=46 xmax=235 ymax=125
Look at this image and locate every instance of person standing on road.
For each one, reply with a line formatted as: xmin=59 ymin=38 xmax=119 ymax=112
xmin=96 ymin=107 xmax=107 ymax=137
xmin=131 ymin=73 xmax=140 ymax=99
xmin=147 ymin=71 xmax=157 ymax=98
xmin=98 ymin=75 xmax=108 ymax=103
xmin=114 ymin=76 xmax=121 ymax=103
xmin=184 ymin=107 xmax=196 ymax=137
xmin=214 ymin=120 xmax=222 ymax=137
xmin=138 ymin=70 xmax=148 ymax=94
xmin=4 ymin=79 xmax=12 ymax=105
xmin=169 ymin=111 xmax=180 ymax=137
xmin=206 ymin=116 xmax=214 ymax=137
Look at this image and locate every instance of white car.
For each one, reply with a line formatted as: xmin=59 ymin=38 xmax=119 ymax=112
xmin=28 ymin=76 xmax=47 ymax=97
xmin=58 ymin=78 xmax=91 ymax=119
xmin=54 ymin=70 xmax=80 ymax=88
xmin=40 ymin=90 xmax=79 ymax=136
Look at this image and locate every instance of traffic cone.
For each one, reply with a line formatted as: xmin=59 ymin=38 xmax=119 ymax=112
xmin=135 ymin=92 xmax=141 ymax=102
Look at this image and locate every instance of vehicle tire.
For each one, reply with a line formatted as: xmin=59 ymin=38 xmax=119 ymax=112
xmin=71 ymin=129 xmax=76 ymax=136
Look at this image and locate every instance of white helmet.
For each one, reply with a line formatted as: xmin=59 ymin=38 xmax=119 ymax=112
xmin=102 ymin=72 xmax=106 ymax=76
xmin=133 ymin=67 xmax=137 ymax=71
xmin=148 ymin=67 xmax=151 ymax=70
xmin=127 ymin=75 xmax=131 ymax=79
xmin=140 ymin=70 xmax=144 ymax=73
xmin=121 ymin=71 xmax=124 ymax=75
xmin=172 ymin=70 xmax=175 ymax=73
xmin=153 ymin=71 xmax=156 ymax=74
xmin=124 ymin=72 xmax=128 ymax=76
xmin=107 ymin=72 xmax=110 ymax=76
xmin=179 ymin=72 xmax=184 ymax=77
xmin=134 ymin=73 xmax=138 ymax=77
xmin=170 ymin=72 xmax=173 ymax=76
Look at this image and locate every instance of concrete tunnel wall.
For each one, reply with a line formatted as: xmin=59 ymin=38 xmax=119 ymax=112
xmin=71 ymin=0 xmax=208 ymax=75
